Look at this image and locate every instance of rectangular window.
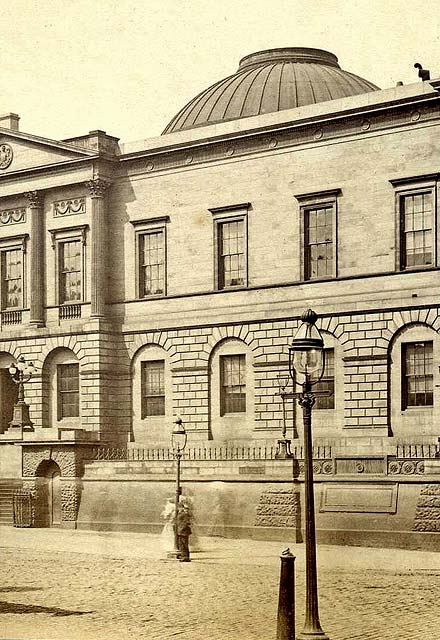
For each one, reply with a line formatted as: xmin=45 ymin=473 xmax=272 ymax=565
xmin=402 ymin=342 xmax=433 ymax=408
xmin=59 ymin=240 xmax=82 ymax=303
xmin=400 ymin=192 xmax=433 ymax=268
xmin=218 ymin=220 xmax=245 ymax=289
xmin=139 ymin=231 xmax=165 ymax=296
xmin=304 ymin=206 xmax=333 ymax=280
xmin=57 ymin=363 xmax=79 ymax=419
xmin=220 ymin=354 xmax=246 ymax=415
xmin=141 ymin=360 xmax=165 ymax=417
xmin=314 ymin=348 xmax=335 ymax=409
xmin=1 ymin=249 xmax=22 ymax=309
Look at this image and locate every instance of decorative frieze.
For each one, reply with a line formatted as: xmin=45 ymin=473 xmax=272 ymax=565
xmin=120 ymin=101 xmax=440 ymax=178
xmin=0 ymin=208 xmax=25 ymax=225
xmin=53 ymin=198 xmax=86 ymax=217
xmin=388 ymin=459 xmax=425 ymax=475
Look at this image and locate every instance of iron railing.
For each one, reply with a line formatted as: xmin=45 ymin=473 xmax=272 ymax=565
xmin=93 ymin=444 xmax=333 ymax=462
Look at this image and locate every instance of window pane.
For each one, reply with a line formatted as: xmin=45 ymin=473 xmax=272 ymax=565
xmin=402 ymin=342 xmax=433 ymax=408
xmin=314 ymin=349 xmax=335 ymax=409
xmin=60 ymin=241 xmax=82 ymax=303
xmin=57 ymin=363 xmax=79 ymax=419
xmin=140 ymin=231 xmax=165 ymax=296
xmin=220 ymin=354 xmax=246 ymax=415
xmin=305 ymin=206 xmax=333 ymax=280
xmin=141 ymin=360 xmax=165 ymax=417
xmin=401 ymin=193 xmax=433 ymax=268
xmin=2 ymin=249 xmax=22 ymax=309
xmin=218 ymin=220 xmax=245 ymax=289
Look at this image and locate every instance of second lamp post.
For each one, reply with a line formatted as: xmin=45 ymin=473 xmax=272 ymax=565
xmin=168 ymin=417 xmax=187 ymax=559
xmin=289 ymin=309 xmax=329 ymax=640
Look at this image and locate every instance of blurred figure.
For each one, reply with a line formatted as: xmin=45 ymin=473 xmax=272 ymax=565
xmin=176 ymin=503 xmax=192 ymax=562
xmin=160 ymin=497 xmax=175 ymax=554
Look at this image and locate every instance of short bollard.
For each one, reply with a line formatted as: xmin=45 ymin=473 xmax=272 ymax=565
xmin=276 ymin=548 xmax=295 ymax=640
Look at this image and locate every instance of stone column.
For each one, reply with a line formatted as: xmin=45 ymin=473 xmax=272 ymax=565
xmin=26 ymin=190 xmax=45 ymax=326
xmin=85 ymin=178 xmax=109 ymax=318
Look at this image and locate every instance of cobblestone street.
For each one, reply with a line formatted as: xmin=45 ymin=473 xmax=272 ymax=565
xmin=1 ymin=527 xmax=439 ymax=640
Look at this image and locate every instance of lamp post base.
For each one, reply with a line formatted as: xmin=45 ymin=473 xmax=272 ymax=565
xmin=275 ymin=439 xmax=293 ymax=459
xmin=166 ymin=550 xmax=181 ymax=560
xmin=296 ymin=631 xmax=329 ymax=640
xmin=9 ymin=401 xmax=34 ymax=432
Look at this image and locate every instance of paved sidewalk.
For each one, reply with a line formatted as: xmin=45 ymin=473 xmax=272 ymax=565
xmin=1 ymin=526 xmax=439 ymax=640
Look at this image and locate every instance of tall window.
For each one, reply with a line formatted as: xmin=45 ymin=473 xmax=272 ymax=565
xmin=314 ymin=348 xmax=335 ymax=409
xmin=220 ymin=354 xmax=246 ymax=415
xmin=402 ymin=342 xmax=433 ymax=408
xmin=59 ymin=240 xmax=82 ymax=303
xmin=218 ymin=220 xmax=245 ymax=289
xmin=400 ymin=192 xmax=433 ymax=269
xmin=57 ymin=363 xmax=79 ymax=419
xmin=139 ymin=231 xmax=165 ymax=296
xmin=1 ymin=249 xmax=22 ymax=309
xmin=141 ymin=360 xmax=165 ymax=417
xmin=304 ymin=206 xmax=333 ymax=279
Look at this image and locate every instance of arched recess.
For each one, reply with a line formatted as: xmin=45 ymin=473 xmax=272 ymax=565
xmin=35 ymin=460 xmax=62 ymax=528
xmin=308 ymin=331 xmax=344 ymax=438
xmin=42 ymin=348 xmax=80 ymax=430
xmin=208 ymin=337 xmax=254 ymax=442
xmin=0 ymin=351 xmax=18 ymax=434
xmin=131 ymin=344 xmax=172 ymax=445
xmin=388 ymin=323 xmax=440 ymax=440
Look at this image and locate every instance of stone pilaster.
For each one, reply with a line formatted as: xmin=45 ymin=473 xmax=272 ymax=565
xmin=26 ymin=191 xmax=45 ymax=326
xmin=85 ymin=178 xmax=109 ymax=318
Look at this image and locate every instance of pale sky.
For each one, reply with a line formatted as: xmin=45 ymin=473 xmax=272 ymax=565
xmin=2 ymin=0 xmax=440 ymax=144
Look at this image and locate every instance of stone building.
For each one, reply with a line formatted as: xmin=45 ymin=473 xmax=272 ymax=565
xmin=0 ymin=48 xmax=440 ymax=547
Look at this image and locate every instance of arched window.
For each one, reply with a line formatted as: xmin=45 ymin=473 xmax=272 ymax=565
xmin=390 ymin=324 xmax=439 ymax=438
xmin=42 ymin=348 xmax=80 ymax=428
xmin=131 ymin=344 xmax=171 ymax=445
xmin=209 ymin=338 xmax=254 ymax=442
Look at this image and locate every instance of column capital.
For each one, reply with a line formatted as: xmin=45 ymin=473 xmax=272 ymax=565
xmin=85 ymin=178 xmax=111 ymax=198
xmin=25 ymin=190 xmax=42 ymax=208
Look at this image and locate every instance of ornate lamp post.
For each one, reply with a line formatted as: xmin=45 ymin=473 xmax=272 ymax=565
xmin=8 ymin=355 xmax=36 ymax=432
xmin=168 ymin=417 xmax=187 ymax=559
xmin=275 ymin=374 xmax=293 ymax=458
xmin=288 ymin=309 xmax=329 ymax=640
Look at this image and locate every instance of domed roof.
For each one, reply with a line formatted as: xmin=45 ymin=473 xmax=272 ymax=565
xmin=163 ymin=48 xmax=379 ymax=135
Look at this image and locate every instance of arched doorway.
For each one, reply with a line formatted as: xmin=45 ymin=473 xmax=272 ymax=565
xmin=35 ymin=461 xmax=62 ymax=527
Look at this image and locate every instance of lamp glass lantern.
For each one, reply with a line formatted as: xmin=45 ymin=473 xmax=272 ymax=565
xmin=288 ymin=311 xmax=325 ymax=386
xmin=171 ymin=418 xmax=187 ymax=454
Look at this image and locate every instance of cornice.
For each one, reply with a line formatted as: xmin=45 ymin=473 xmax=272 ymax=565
xmin=117 ymin=93 xmax=440 ymax=179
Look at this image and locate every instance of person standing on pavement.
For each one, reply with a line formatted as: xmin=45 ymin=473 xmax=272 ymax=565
xmin=175 ymin=503 xmax=192 ymax=562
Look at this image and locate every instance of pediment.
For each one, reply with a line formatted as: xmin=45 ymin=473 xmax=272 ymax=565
xmin=0 ymin=128 xmax=95 ymax=175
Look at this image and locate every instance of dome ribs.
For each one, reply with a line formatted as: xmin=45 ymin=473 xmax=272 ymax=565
xmin=258 ymin=63 xmax=283 ymax=115
xmin=219 ymin=66 xmax=266 ymax=121
xmin=239 ymin=64 xmax=276 ymax=118
xmin=162 ymin=47 xmax=379 ymax=134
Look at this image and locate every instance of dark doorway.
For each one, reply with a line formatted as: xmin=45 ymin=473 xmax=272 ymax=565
xmin=35 ymin=461 xmax=62 ymax=527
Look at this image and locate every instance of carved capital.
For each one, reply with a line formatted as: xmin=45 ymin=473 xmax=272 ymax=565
xmin=25 ymin=190 xmax=42 ymax=208
xmin=85 ymin=178 xmax=110 ymax=198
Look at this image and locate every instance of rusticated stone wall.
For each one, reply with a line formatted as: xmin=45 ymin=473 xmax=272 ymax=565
xmin=413 ymin=484 xmax=440 ymax=532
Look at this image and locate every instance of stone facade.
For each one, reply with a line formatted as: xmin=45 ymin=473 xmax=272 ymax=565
xmin=0 ymin=55 xmax=440 ymax=545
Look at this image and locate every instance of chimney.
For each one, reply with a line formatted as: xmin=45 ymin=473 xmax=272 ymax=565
xmin=0 ymin=113 xmax=20 ymax=131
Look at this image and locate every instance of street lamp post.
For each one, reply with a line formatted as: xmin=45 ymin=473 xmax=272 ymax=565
xmin=275 ymin=374 xmax=294 ymax=459
xmin=168 ymin=417 xmax=187 ymax=560
xmin=8 ymin=355 xmax=36 ymax=433
xmin=288 ymin=309 xmax=329 ymax=640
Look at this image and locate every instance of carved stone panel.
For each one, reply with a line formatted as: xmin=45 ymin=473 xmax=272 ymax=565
xmin=414 ymin=484 xmax=440 ymax=531
xmin=255 ymin=488 xmax=300 ymax=529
